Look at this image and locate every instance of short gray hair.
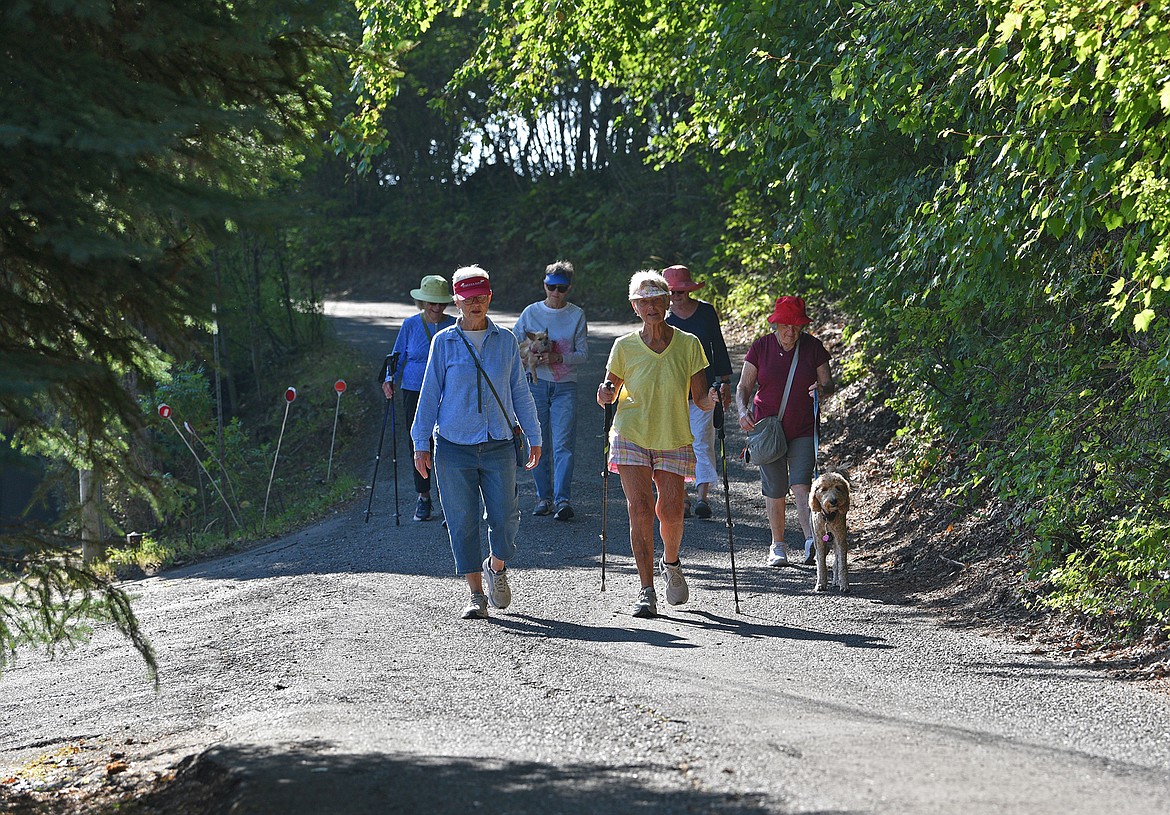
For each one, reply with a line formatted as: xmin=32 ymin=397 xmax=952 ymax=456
xmin=452 ymin=265 xmax=489 ymax=286
xmin=628 ymin=270 xmax=670 ymax=300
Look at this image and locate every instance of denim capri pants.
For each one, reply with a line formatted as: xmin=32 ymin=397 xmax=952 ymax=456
xmin=434 ymin=435 xmax=520 ymax=575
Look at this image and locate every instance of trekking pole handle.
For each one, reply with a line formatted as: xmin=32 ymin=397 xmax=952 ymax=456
xmin=713 ymin=382 xmax=725 ymax=431
xmin=601 ymin=381 xmax=616 ymax=431
xmin=381 ymin=352 xmax=400 ymax=384
xmin=381 ymin=353 xmax=401 ymax=400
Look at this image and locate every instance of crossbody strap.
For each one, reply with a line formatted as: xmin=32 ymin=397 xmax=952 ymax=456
xmin=455 ymin=327 xmax=521 ymax=435
xmin=775 ymin=336 xmax=800 ymax=421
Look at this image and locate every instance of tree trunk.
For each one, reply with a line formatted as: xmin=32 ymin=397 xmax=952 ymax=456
xmin=79 ymin=468 xmax=105 ymax=564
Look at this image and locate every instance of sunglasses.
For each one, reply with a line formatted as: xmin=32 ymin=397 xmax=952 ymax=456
xmin=545 ymin=284 xmax=569 ymax=293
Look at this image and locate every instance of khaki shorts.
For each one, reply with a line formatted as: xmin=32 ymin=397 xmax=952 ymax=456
xmin=758 ymin=435 xmax=815 ymax=499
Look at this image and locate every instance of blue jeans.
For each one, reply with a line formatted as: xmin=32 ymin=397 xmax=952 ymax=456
xmin=528 ymin=379 xmax=578 ymax=505
xmin=434 ymin=436 xmax=520 ymax=575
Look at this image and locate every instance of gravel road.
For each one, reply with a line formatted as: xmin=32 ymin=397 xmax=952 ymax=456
xmin=3 ymin=299 xmax=1169 ymax=814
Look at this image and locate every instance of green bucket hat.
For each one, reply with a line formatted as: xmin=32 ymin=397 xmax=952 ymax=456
xmin=411 ymin=275 xmax=454 ymax=304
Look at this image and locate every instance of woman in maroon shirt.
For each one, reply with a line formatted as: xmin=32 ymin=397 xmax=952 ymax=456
xmin=735 ymin=296 xmax=835 ymax=567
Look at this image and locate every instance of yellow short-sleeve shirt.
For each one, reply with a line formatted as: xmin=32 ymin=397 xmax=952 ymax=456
xmin=607 ymin=328 xmax=709 ymax=451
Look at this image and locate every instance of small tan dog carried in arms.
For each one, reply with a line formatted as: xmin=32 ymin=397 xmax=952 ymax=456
xmin=809 ymin=471 xmax=852 ymax=592
xmin=518 ymin=329 xmax=550 ymax=378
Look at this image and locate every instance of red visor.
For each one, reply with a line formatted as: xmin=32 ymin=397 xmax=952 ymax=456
xmin=453 ymin=276 xmax=491 ymax=299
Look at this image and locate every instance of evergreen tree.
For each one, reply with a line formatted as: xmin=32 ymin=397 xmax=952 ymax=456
xmin=0 ymin=0 xmax=352 ymax=676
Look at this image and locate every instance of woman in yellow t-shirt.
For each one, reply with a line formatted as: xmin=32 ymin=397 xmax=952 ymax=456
xmin=597 ymin=270 xmax=719 ymax=618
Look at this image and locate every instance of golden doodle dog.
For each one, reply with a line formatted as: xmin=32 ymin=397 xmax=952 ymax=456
xmin=518 ymin=329 xmax=550 ymax=378
xmin=809 ymin=472 xmax=852 ymax=592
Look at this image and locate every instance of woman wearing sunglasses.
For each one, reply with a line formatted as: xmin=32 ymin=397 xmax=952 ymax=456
xmin=512 ymin=260 xmax=589 ymax=521
xmin=382 ymin=274 xmax=456 ymax=522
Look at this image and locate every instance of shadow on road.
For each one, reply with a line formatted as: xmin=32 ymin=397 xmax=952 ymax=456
xmin=669 ymin=609 xmax=893 ymax=650
xmin=495 ymin=611 xmax=891 ymax=651
xmin=151 ymin=741 xmax=781 ymax=814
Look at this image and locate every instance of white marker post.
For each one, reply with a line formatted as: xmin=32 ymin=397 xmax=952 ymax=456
xmin=157 ymin=404 xmax=240 ymax=530
xmin=326 ymin=379 xmax=346 ymax=482
xmin=184 ymin=420 xmax=243 ymax=518
xmin=262 ymin=387 xmax=296 ymax=533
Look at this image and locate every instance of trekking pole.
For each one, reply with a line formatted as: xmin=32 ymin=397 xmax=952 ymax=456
xmin=812 ymin=388 xmax=820 ymax=480
xmin=599 ymin=381 xmax=616 ymax=592
xmin=713 ymin=384 xmax=740 ymax=613
xmin=364 ymin=354 xmax=394 ymax=524
xmin=387 ymin=354 xmax=401 ymax=526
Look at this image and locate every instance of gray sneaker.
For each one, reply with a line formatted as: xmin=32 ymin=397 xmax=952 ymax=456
xmin=461 ymin=593 xmax=488 ymax=619
xmin=631 ymin=586 xmax=657 ymax=618
xmin=803 ymin=537 xmax=816 ymax=565
xmin=482 ymin=557 xmax=512 ymax=609
xmin=660 ymin=558 xmax=689 ymax=605
xmin=413 ymin=496 xmax=433 ymax=522
xmin=532 ymin=499 xmax=553 ymax=516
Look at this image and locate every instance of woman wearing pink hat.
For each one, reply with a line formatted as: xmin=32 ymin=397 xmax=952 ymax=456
xmin=735 ymin=296 xmax=835 ymax=567
xmin=663 ymin=264 xmax=733 ymax=520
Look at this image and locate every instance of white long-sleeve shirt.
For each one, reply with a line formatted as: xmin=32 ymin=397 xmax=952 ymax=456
xmin=512 ymin=301 xmax=588 ymax=383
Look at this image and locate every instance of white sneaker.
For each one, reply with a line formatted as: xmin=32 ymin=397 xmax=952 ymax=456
xmin=461 ymin=593 xmax=488 ymax=619
xmin=482 ymin=557 xmax=512 ymax=609
xmin=767 ymin=543 xmax=789 ymax=567
xmin=659 ymin=558 xmax=689 ymax=606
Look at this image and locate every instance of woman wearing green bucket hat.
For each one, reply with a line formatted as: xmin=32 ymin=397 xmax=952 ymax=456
xmin=384 ymin=274 xmax=456 ymax=521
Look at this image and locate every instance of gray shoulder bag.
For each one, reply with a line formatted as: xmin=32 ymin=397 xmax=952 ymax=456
xmin=746 ymin=337 xmax=799 ymax=466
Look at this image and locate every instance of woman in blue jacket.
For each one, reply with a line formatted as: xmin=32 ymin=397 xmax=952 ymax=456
xmin=411 ymin=266 xmax=542 ymax=619
xmin=383 ymin=275 xmax=455 ymax=521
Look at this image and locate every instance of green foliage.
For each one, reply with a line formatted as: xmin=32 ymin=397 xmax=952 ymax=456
xmin=1 ymin=535 xmax=157 ymax=684
xmin=352 ymin=0 xmax=1170 ymax=636
xmin=978 ymin=0 xmax=1170 ymax=331
xmin=103 ymin=473 xmax=363 ymax=574
xmin=1049 ymin=515 xmax=1170 ymax=630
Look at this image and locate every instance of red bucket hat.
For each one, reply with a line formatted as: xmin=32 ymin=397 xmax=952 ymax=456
xmin=663 ymin=265 xmax=704 ymax=292
xmin=767 ymin=296 xmax=812 ymax=325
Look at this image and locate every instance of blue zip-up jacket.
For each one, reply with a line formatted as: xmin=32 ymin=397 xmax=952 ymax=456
xmin=391 ymin=312 xmax=456 ymax=391
xmin=411 ymin=318 xmax=541 ymax=451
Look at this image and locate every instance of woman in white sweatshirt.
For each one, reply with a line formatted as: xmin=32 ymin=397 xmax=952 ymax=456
xmin=512 ymin=260 xmax=589 ymax=521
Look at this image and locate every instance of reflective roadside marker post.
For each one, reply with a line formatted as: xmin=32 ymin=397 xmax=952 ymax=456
xmin=157 ymin=404 xmax=240 ymax=530
xmin=262 ymin=387 xmax=296 ymax=533
xmin=327 ymin=379 xmax=346 ymax=482
xmin=183 ymin=419 xmax=243 ymax=522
